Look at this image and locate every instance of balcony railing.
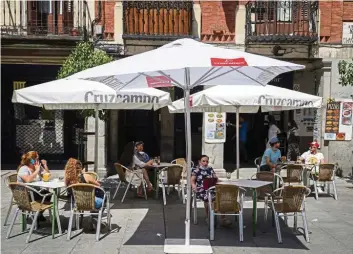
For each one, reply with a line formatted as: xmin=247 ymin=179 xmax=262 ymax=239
xmin=122 ymin=1 xmax=194 ymax=40
xmin=1 ymin=0 xmax=88 ymax=39
xmin=245 ymin=0 xmax=319 ymax=43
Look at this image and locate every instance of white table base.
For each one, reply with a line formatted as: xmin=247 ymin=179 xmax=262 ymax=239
xmin=164 ymin=239 xmax=213 ymax=254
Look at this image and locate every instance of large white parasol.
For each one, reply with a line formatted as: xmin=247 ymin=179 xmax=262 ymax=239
xmin=68 ymin=38 xmax=305 ymax=253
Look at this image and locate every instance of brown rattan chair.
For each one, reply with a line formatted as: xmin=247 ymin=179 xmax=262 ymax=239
xmin=171 ymin=158 xmax=191 ymax=204
xmin=310 ymin=163 xmax=337 ymax=200
xmin=112 ymin=163 xmax=146 ymax=202
xmin=83 ymin=172 xmax=99 ymax=181
xmin=66 ymin=183 xmax=111 ymax=241
xmin=281 ymin=164 xmax=304 ymax=185
xmin=6 ymin=183 xmax=56 ymax=243
xmin=3 ymin=173 xmax=18 ymax=226
xmin=250 ymin=172 xmax=283 ymax=224
xmin=159 ymin=165 xmax=183 ymax=205
xmin=208 ymin=184 xmax=246 ymax=242
xmin=265 ymin=185 xmax=311 ymax=243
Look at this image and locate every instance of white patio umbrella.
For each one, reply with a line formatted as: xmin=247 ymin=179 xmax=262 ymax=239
xmin=12 ymin=79 xmax=172 ymax=172
xmin=168 ymin=84 xmax=323 ymax=178
xmin=67 ymin=38 xmax=305 ymax=253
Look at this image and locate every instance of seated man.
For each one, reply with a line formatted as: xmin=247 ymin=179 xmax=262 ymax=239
xmin=134 ymin=141 xmax=150 ymax=163
xmin=300 ymin=141 xmax=325 ymax=192
xmin=133 ymin=141 xmax=154 ymax=196
xmin=260 ymin=137 xmax=281 ymax=172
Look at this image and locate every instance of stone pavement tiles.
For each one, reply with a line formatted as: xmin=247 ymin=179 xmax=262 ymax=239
xmin=1 ymin=171 xmax=353 ymax=254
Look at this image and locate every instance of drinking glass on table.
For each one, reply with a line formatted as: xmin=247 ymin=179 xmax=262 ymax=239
xmin=226 ymin=172 xmax=231 ymax=180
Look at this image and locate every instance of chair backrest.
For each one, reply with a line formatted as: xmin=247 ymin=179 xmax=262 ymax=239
xmin=174 ymin=158 xmax=187 ymax=177
xmin=279 ymin=186 xmax=308 ymax=213
xmin=8 ymin=183 xmax=33 ymax=211
xmin=69 ymin=183 xmax=97 ymax=211
xmin=254 ymin=157 xmax=262 ymax=166
xmin=318 ymin=164 xmax=335 ymax=181
xmin=252 ymin=172 xmax=281 ymax=199
xmin=214 ymin=184 xmax=239 ymax=213
xmin=165 ymin=165 xmax=183 ymax=185
xmin=286 ymin=164 xmax=304 ymax=183
xmin=202 ymin=177 xmax=218 ymax=190
xmin=4 ymin=173 xmax=18 ymax=186
xmin=83 ymin=172 xmax=99 ymax=180
xmin=114 ymin=163 xmax=127 ymax=183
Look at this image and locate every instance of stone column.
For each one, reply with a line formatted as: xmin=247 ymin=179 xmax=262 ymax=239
xmin=109 ymin=110 xmax=119 ymax=163
xmin=160 ymin=88 xmax=175 ymax=162
xmin=114 ymin=1 xmax=124 ymax=44
xmin=192 ymin=1 xmax=201 ymax=39
xmin=86 ymin=115 xmax=106 ymax=172
xmin=235 ymin=2 xmax=246 ymax=46
xmin=202 ymin=114 xmax=226 ymax=178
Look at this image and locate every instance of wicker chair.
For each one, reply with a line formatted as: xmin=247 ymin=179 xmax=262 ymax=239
xmin=158 ymin=165 xmax=183 ymax=205
xmin=6 ymin=183 xmax=56 ymax=243
xmin=208 ymin=185 xmax=246 ymax=242
xmin=66 ymin=183 xmax=111 ymax=242
xmin=281 ymin=164 xmax=304 ymax=185
xmin=192 ymin=178 xmax=218 ymax=225
xmin=254 ymin=157 xmax=262 ymax=172
xmin=250 ymin=172 xmax=283 ymax=224
xmin=310 ymin=164 xmax=337 ymax=200
xmin=171 ymin=158 xmax=193 ymax=204
xmin=265 ymin=185 xmax=311 ymax=243
xmin=83 ymin=172 xmax=99 ymax=181
xmin=3 ymin=173 xmax=18 ymax=226
xmin=112 ymin=163 xmax=147 ymax=202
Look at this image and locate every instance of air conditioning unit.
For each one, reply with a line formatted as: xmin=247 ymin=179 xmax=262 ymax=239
xmin=94 ymin=25 xmax=103 ymax=35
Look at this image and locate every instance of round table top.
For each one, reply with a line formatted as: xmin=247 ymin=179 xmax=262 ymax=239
xmin=153 ymin=162 xmax=174 ymax=168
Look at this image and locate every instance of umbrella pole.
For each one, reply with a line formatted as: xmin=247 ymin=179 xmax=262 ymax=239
xmin=94 ymin=106 xmax=99 ymax=173
xmin=236 ymin=107 xmax=240 ymax=179
xmin=184 ymin=88 xmax=191 ymax=246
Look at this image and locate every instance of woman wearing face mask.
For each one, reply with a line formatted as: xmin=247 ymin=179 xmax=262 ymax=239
xmin=191 ymin=155 xmax=231 ymax=226
xmin=287 ymin=120 xmax=300 ymax=161
xmin=17 ymin=151 xmax=51 ymax=222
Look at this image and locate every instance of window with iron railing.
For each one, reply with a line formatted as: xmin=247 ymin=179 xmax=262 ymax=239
xmin=122 ymin=1 xmax=193 ymax=40
xmin=246 ymin=0 xmax=318 ymax=43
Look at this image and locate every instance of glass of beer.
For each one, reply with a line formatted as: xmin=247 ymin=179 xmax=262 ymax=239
xmin=42 ymin=172 xmax=51 ymax=182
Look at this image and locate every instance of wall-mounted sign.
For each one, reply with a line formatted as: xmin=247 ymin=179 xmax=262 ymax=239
xmin=324 ymin=99 xmax=353 ymax=141
xmin=342 ymin=22 xmax=353 ymax=45
xmin=204 ymin=112 xmax=226 ymax=143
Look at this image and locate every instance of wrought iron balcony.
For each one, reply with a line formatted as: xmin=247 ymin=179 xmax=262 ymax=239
xmin=1 ymin=1 xmax=87 ymax=39
xmin=245 ymin=0 xmax=319 ymax=44
xmin=122 ymin=1 xmax=194 ymax=40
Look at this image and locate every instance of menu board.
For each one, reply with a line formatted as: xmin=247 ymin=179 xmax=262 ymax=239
xmin=204 ymin=112 xmax=226 ymax=143
xmin=324 ymin=100 xmax=353 ymax=141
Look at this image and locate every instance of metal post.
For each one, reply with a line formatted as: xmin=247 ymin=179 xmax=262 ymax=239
xmin=236 ymin=107 xmax=240 ymax=179
xmin=184 ymin=68 xmax=192 ymax=246
xmin=94 ymin=107 xmax=99 ymax=173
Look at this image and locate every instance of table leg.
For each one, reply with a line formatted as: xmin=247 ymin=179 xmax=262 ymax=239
xmin=252 ymin=188 xmax=257 ymax=237
xmin=52 ymin=189 xmax=62 ymax=238
xmin=22 ymin=213 xmax=26 ymax=232
xmin=155 ymin=168 xmax=159 ymax=199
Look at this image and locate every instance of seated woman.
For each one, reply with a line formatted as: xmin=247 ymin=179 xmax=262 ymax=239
xmin=300 ymin=141 xmax=325 ymax=192
xmin=17 ymin=151 xmax=51 ymax=221
xmin=191 ymin=155 xmax=231 ymax=226
xmin=64 ymin=158 xmax=104 ymax=209
xmin=259 ymin=137 xmax=282 ymax=172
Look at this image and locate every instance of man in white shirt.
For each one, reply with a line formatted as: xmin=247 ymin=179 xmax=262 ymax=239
xmin=300 ymin=141 xmax=325 ymax=192
xmin=267 ymin=115 xmax=280 ymax=148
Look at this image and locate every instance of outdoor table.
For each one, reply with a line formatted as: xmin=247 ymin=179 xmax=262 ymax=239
xmin=217 ymin=179 xmax=272 ymax=236
xmin=146 ymin=162 xmax=174 ymax=199
xmin=279 ymin=162 xmax=316 ymax=187
xmin=98 ymin=177 xmax=119 ymax=201
xmin=25 ymin=180 xmax=66 ymax=238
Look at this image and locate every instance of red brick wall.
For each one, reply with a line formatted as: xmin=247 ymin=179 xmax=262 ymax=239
xmin=200 ymin=1 xmax=237 ymax=43
xmin=95 ymin=0 xmax=115 ymax=40
xmin=320 ymin=0 xmax=353 ymax=43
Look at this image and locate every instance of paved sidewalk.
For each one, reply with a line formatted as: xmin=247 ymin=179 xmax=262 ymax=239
xmin=1 ymin=169 xmax=353 ymax=254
